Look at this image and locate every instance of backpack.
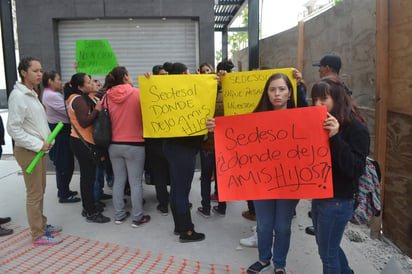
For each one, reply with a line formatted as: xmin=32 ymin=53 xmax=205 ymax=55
xmin=350 ymin=156 xmax=382 ymax=225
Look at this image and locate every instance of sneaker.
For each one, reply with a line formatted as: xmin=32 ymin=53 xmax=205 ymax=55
xmin=81 ymin=206 xmax=104 ymax=217
xmin=246 ymin=261 xmax=270 ymax=274
xmin=240 ymin=233 xmax=257 ymax=248
xmin=212 ymin=206 xmax=226 ymax=216
xmin=69 ymin=190 xmax=78 ymax=196
xmin=0 ymin=226 xmax=13 ymax=237
xmin=156 ymin=205 xmax=169 ymax=216
xmin=59 ymin=195 xmax=81 ymax=203
xmin=197 ymin=207 xmax=211 ymax=218
xmin=33 ymin=232 xmax=62 ymax=245
xmin=131 ymin=215 xmax=151 ymax=227
xmin=0 ymin=217 xmax=11 ymax=225
xmin=45 ymin=224 xmax=62 ymax=234
xmin=242 ymin=210 xmax=256 ymax=221
xmin=86 ymin=212 xmax=110 ymax=223
xmin=210 ymin=193 xmax=218 ymax=201
xmin=115 ymin=212 xmax=130 ymax=224
xmin=305 ymin=226 xmax=315 ymax=236
xmin=179 ymin=230 xmax=205 ymax=243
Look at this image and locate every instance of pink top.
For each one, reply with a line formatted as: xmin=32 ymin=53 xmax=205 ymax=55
xmin=104 ymin=84 xmax=144 ymax=143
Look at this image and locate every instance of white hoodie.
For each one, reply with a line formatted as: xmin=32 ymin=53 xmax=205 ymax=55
xmin=7 ymin=82 xmax=51 ymax=153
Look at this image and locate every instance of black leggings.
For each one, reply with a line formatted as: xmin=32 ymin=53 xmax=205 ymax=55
xmin=70 ymin=137 xmax=98 ymax=215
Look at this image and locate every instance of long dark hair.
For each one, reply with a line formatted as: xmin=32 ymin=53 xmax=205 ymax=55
xmin=254 ymin=73 xmax=293 ymax=112
xmin=105 ymin=66 xmax=128 ymax=89
xmin=311 ymin=77 xmax=365 ymax=126
xmin=64 ymin=73 xmax=95 ymax=112
xmin=42 ymin=70 xmax=58 ymax=88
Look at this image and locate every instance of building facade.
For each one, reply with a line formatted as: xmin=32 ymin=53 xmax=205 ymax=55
xmin=15 ymin=0 xmax=214 ymax=83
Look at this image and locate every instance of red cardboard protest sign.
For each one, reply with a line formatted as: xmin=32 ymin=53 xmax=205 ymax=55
xmin=214 ymin=106 xmax=333 ymax=201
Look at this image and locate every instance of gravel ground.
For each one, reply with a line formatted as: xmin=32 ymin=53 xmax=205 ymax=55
xmin=344 ymin=223 xmax=412 ymax=273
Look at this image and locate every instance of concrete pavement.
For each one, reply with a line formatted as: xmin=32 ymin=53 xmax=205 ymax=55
xmin=0 ymin=155 xmax=380 ymax=273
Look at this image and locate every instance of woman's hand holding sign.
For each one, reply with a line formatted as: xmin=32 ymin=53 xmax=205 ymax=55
xmin=324 ymin=112 xmax=339 ymax=138
xmin=206 ymin=118 xmax=216 ymax=132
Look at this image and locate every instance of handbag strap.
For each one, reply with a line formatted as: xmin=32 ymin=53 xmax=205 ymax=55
xmin=101 ymin=91 xmax=109 ymax=111
xmin=64 ymin=95 xmax=93 ymax=151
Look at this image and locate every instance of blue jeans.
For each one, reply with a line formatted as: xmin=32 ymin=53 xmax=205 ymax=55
xmin=311 ymin=198 xmax=354 ymax=274
xmin=254 ymin=199 xmax=299 ymax=270
xmin=48 ymin=123 xmax=74 ymax=199
xmin=163 ymin=140 xmax=198 ymax=232
xmin=94 ymin=156 xmax=114 ymax=201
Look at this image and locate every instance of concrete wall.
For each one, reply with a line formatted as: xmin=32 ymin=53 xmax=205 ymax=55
xmin=15 ymin=0 xmax=214 ymax=74
xmin=235 ymin=0 xmax=412 ymax=258
xmin=233 ymin=0 xmax=377 ymax=151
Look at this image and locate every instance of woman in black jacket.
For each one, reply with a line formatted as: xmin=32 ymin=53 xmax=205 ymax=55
xmin=311 ymin=77 xmax=370 ymax=274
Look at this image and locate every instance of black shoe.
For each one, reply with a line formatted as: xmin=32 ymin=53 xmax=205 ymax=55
xmin=115 ymin=211 xmax=130 ymax=224
xmin=100 ymin=193 xmax=112 ymax=200
xmin=69 ymin=190 xmax=78 ymax=196
xmin=86 ymin=212 xmax=110 ymax=223
xmin=212 ymin=206 xmax=226 ymax=216
xmin=59 ymin=195 xmax=81 ymax=203
xmin=157 ymin=205 xmax=169 ymax=216
xmin=81 ymin=206 xmax=104 ymax=217
xmin=0 ymin=217 xmax=11 ymax=225
xmin=131 ymin=215 xmax=151 ymax=227
xmin=305 ymin=226 xmax=315 ymax=236
xmin=95 ymin=200 xmax=106 ymax=208
xmin=246 ymin=261 xmax=270 ymax=274
xmin=0 ymin=226 xmax=13 ymax=237
xmin=179 ymin=230 xmax=205 ymax=243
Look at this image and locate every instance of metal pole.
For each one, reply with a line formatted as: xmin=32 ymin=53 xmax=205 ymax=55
xmin=248 ymin=0 xmax=259 ymax=70
xmin=0 ymin=0 xmax=17 ymax=98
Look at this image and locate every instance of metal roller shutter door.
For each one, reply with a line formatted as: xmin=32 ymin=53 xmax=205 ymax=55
xmin=58 ymin=18 xmax=198 ymax=85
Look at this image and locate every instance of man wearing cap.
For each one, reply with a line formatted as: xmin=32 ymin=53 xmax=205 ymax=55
xmin=313 ymin=53 xmax=352 ymax=96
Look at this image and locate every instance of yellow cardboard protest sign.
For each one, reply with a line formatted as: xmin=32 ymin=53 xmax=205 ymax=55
xmin=221 ymin=68 xmax=296 ymax=116
xmin=139 ymin=74 xmax=217 ymax=138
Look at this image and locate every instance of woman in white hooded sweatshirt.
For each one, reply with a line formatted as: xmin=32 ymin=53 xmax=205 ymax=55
xmin=7 ymin=57 xmax=62 ymax=245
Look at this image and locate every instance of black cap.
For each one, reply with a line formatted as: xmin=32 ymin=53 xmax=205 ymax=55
xmin=313 ymin=54 xmax=341 ymax=72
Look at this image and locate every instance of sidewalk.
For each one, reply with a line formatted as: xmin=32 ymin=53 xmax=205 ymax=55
xmin=0 ymin=157 xmax=384 ymax=273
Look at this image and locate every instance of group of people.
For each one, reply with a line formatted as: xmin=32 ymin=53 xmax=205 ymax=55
xmin=4 ymin=54 xmax=369 ymax=274
xmin=205 ymin=54 xmax=369 ymax=274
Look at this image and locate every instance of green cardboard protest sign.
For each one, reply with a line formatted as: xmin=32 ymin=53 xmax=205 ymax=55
xmin=76 ymin=40 xmax=118 ymax=75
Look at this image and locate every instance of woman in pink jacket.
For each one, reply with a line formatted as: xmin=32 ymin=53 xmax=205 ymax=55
xmin=104 ymin=66 xmax=150 ymax=227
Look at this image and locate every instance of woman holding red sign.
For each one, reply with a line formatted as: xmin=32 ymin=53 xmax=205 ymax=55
xmin=206 ymin=73 xmax=298 ymax=274
xmin=310 ymin=77 xmax=369 ymax=274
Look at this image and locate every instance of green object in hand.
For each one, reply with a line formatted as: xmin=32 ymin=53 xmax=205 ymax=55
xmin=25 ymin=122 xmax=64 ymax=174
